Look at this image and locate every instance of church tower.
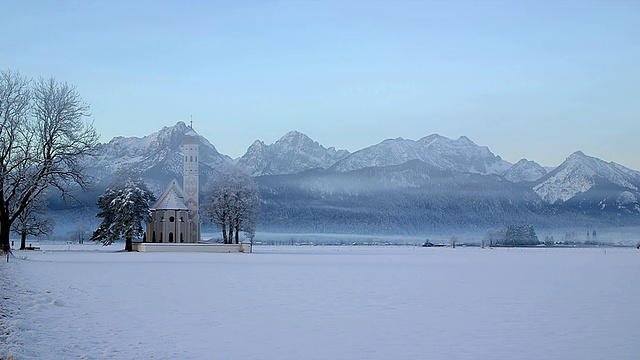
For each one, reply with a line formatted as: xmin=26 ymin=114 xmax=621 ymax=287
xmin=183 ymin=124 xmax=200 ymax=242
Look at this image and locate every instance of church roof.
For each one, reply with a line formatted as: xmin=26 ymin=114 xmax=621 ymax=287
xmin=151 ymin=179 xmax=189 ymax=211
xmin=183 ymin=129 xmax=199 ymax=145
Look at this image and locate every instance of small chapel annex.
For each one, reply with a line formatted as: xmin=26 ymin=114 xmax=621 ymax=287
xmin=144 ymin=127 xmax=201 ymax=244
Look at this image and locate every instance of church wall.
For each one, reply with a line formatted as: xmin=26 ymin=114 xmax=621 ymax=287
xmin=146 ymin=209 xmax=191 ymax=243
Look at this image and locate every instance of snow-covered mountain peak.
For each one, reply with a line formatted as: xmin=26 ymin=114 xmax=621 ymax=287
xmin=275 ymin=130 xmax=318 ymax=150
xmin=248 ymin=139 xmax=267 ymax=149
xmin=533 ymin=151 xmax=640 ymax=203
xmin=243 ymin=140 xmax=268 ymax=156
xmin=332 ymin=134 xmax=511 ymax=174
xmin=456 ymin=135 xmax=475 ymax=144
xmin=279 ymin=130 xmax=306 ymax=141
xmin=502 ymin=159 xmax=547 ymax=183
xmin=418 ymin=133 xmax=446 ymax=145
xmin=88 ymin=121 xmax=231 ymax=194
xmin=237 ymin=131 xmax=350 ymax=176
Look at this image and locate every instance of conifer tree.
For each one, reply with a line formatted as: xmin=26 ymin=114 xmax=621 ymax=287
xmin=91 ymin=173 xmax=155 ymax=251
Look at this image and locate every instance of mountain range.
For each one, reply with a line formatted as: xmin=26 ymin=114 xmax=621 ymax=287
xmin=57 ymin=121 xmax=640 ymax=239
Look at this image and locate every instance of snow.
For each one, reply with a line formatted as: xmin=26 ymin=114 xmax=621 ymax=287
xmin=332 ymin=135 xmax=511 ymax=175
xmin=2 ymin=245 xmax=639 ymax=359
xmin=617 ymin=191 xmax=637 ymax=205
xmin=238 ymin=130 xmax=349 ymax=176
xmin=534 ymin=151 xmax=640 ymax=203
xmin=502 ymin=159 xmax=547 ymax=183
xmin=86 ymin=121 xmax=230 ymax=187
xmin=152 ymin=180 xmax=189 ymax=210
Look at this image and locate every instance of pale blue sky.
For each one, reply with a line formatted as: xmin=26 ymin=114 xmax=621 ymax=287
xmin=3 ymin=0 xmax=639 ymax=169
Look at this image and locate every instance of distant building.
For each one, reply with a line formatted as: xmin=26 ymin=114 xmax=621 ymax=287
xmin=145 ymin=127 xmax=200 ymax=243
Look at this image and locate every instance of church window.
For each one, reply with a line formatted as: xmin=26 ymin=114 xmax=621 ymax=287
xmin=180 ymin=233 xmax=184 ymax=243
xmin=159 ymin=232 xmax=163 ymax=243
xmin=169 ymin=233 xmax=174 ymax=243
xmin=152 ymin=231 xmax=156 ymax=243
xmin=169 ymin=216 xmax=175 ymax=222
xmin=195 ymin=156 xmax=197 ymax=162
xmin=190 ymin=155 xmax=193 ymax=162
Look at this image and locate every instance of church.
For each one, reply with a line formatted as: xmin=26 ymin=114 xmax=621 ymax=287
xmin=144 ymin=127 xmax=201 ymax=243
xmin=134 ymin=124 xmax=249 ymax=253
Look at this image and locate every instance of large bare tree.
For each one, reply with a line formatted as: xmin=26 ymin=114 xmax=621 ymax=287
xmin=0 ymin=70 xmax=98 ymax=252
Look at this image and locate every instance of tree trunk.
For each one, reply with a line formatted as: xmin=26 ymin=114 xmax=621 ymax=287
xmin=20 ymin=231 xmax=27 ymax=250
xmin=235 ymin=223 xmax=240 ymax=244
xmin=221 ymin=223 xmax=228 ymax=244
xmin=228 ymin=227 xmax=234 ymax=245
xmin=0 ymin=214 xmax=10 ymax=253
xmin=125 ymin=237 xmax=133 ymax=252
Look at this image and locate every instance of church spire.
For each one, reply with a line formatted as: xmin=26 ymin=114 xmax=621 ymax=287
xmin=182 ymin=125 xmax=200 ymax=242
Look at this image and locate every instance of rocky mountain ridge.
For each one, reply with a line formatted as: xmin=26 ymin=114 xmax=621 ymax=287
xmin=237 ymin=130 xmax=350 ymax=176
xmin=532 ymin=151 xmax=640 ymax=211
xmin=62 ymin=122 xmax=640 ymax=237
xmin=330 ymin=134 xmax=512 ymax=175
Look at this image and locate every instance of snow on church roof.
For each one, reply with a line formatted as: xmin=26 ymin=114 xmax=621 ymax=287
xmin=151 ymin=179 xmax=189 ymax=211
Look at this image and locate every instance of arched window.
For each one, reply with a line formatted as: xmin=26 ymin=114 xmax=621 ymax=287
xmin=160 ymin=232 xmax=163 ymax=243
xmin=169 ymin=233 xmax=174 ymax=243
xmin=195 ymin=156 xmax=197 ymax=162
xmin=169 ymin=216 xmax=175 ymax=222
xmin=180 ymin=233 xmax=184 ymax=243
xmin=190 ymin=155 xmax=193 ymax=162
xmin=152 ymin=231 xmax=156 ymax=243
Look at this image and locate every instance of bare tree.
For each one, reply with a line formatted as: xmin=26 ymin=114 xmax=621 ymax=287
xmin=450 ymin=235 xmax=458 ymax=248
xmin=202 ymin=165 xmax=260 ymax=244
xmin=0 ymin=70 xmax=98 ymax=252
xmin=70 ymin=222 xmax=90 ymax=244
xmin=11 ymin=194 xmax=53 ymax=250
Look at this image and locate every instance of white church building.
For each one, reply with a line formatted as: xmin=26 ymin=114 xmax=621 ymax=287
xmin=145 ymin=128 xmax=200 ymax=244
xmin=134 ymin=125 xmax=249 ymax=253
xmin=145 ymin=128 xmax=201 ymax=244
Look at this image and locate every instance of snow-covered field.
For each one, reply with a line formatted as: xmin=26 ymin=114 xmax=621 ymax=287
xmin=1 ymin=244 xmax=639 ymax=359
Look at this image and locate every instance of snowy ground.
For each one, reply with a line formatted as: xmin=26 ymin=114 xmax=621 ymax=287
xmin=1 ymin=244 xmax=639 ymax=359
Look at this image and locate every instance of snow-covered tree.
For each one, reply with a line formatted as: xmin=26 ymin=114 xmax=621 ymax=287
xmin=0 ymin=70 xmax=99 ymax=252
xmin=91 ymin=173 xmax=155 ymax=251
xmin=202 ymin=165 xmax=261 ymax=244
xmin=11 ymin=194 xmax=53 ymax=250
xmin=502 ymin=224 xmax=539 ymax=246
